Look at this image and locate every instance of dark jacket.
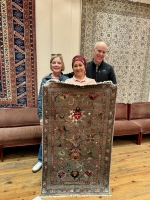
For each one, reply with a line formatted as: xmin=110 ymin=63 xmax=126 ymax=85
xmin=86 ymin=60 xmax=117 ymax=84
xmin=37 ymin=73 xmax=68 ymax=119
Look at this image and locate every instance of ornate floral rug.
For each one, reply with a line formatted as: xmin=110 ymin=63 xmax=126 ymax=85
xmin=0 ymin=0 xmax=37 ymax=107
xmin=81 ymin=0 xmax=150 ymax=103
xmin=40 ymin=82 xmax=117 ymax=197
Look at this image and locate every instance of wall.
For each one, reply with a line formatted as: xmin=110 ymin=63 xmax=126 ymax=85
xmin=36 ymin=0 xmax=81 ymax=91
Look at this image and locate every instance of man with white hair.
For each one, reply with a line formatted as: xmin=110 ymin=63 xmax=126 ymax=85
xmin=65 ymin=41 xmax=117 ymax=84
xmin=86 ymin=41 xmax=117 ymax=84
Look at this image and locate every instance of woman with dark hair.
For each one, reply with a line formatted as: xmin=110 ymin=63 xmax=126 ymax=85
xmin=65 ymin=55 xmax=96 ymax=85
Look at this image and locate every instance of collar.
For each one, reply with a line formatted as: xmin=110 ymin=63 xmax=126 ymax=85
xmin=73 ymin=75 xmax=87 ymax=82
xmin=92 ymin=59 xmax=103 ymax=67
xmin=49 ymin=72 xmax=63 ymax=80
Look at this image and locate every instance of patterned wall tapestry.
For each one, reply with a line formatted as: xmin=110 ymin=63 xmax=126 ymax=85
xmin=0 ymin=0 xmax=37 ymax=107
xmin=81 ymin=0 xmax=150 ymax=103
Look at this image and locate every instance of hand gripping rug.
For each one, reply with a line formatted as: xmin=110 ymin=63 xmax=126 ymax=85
xmin=40 ymin=81 xmax=117 ymax=198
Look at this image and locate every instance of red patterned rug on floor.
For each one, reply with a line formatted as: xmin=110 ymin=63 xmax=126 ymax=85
xmin=40 ymin=82 xmax=117 ymax=197
xmin=0 ymin=0 xmax=37 ymax=107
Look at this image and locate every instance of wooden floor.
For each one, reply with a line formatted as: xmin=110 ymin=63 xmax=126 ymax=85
xmin=0 ymin=135 xmax=150 ymax=200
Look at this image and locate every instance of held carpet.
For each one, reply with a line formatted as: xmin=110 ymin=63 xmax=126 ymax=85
xmin=40 ymin=82 xmax=117 ymax=197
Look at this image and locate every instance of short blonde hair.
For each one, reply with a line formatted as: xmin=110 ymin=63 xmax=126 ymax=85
xmin=50 ymin=54 xmax=65 ymax=71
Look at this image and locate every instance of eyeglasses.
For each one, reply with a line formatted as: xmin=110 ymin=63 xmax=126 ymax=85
xmin=51 ymin=54 xmax=62 ymax=56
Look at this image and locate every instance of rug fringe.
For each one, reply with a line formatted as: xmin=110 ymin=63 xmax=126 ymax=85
xmin=45 ymin=79 xmax=115 ymax=86
xmin=32 ymin=196 xmax=41 ymax=200
xmin=40 ymin=194 xmax=111 ymax=198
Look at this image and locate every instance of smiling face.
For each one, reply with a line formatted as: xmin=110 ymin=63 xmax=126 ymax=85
xmin=50 ymin=57 xmax=63 ymax=75
xmin=73 ymin=60 xmax=86 ymax=79
xmin=93 ymin=42 xmax=107 ymax=65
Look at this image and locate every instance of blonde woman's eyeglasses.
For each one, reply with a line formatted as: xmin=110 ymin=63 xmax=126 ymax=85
xmin=51 ymin=54 xmax=62 ymax=56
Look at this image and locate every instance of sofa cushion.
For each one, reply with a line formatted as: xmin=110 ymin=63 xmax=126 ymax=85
xmin=131 ymin=119 xmax=150 ymax=133
xmin=129 ymin=102 xmax=150 ymax=119
xmin=115 ymin=103 xmax=128 ymax=120
xmin=0 ymin=108 xmax=40 ymax=128
xmin=114 ymin=120 xmax=141 ymax=136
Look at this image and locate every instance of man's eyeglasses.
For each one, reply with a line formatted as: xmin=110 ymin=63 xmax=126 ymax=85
xmin=51 ymin=54 xmax=62 ymax=56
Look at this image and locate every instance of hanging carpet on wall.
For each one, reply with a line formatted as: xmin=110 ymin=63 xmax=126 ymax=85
xmin=40 ymin=82 xmax=117 ymax=198
xmin=81 ymin=0 xmax=150 ymax=103
xmin=0 ymin=0 xmax=37 ymax=107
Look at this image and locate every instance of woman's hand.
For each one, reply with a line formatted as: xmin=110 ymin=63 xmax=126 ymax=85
xmin=40 ymin=119 xmax=43 ymax=126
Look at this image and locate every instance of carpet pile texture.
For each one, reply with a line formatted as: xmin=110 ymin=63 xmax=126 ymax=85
xmin=40 ymin=82 xmax=117 ymax=197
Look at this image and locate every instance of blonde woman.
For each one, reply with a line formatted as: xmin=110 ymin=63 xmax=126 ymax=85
xmin=32 ymin=54 xmax=68 ymax=173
